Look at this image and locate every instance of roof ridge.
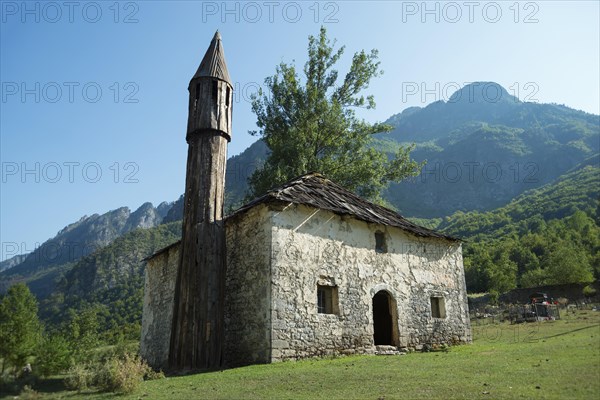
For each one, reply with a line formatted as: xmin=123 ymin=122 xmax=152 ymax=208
xmin=227 ymin=172 xmax=459 ymax=241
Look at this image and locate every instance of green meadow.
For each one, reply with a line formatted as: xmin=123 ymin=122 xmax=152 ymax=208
xmin=8 ymin=309 xmax=600 ymax=400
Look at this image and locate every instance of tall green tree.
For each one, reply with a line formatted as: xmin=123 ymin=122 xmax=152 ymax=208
xmin=35 ymin=333 xmax=71 ymax=377
xmin=248 ymin=26 xmax=423 ymax=201
xmin=0 ymin=283 xmax=42 ymax=375
xmin=545 ymin=245 xmax=594 ymax=285
xmin=67 ymin=305 xmax=100 ymax=363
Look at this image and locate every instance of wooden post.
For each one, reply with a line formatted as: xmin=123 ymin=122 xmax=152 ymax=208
xmin=169 ymin=31 xmax=233 ymax=371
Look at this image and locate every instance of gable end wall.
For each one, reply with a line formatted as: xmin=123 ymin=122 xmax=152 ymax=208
xmin=268 ymin=204 xmax=471 ymax=361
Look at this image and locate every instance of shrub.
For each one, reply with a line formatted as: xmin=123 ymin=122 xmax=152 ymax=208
xmin=488 ymin=290 xmax=499 ymax=305
xmin=145 ymin=368 xmax=165 ymax=380
xmin=19 ymin=385 xmax=41 ymax=400
xmin=94 ymin=353 xmax=150 ymax=394
xmin=64 ymin=351 xmax=157 ymax=394
xmin=64 ymin=363 xmax=92 ymax=392
xmin=583 ymin=285 xmax=597 ymax=297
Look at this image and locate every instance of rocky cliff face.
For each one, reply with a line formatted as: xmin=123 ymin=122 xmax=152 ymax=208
xmin=0 ymin=254 xmax=27 ymax=273
xmin=162 ymin=195 xmax=184 ymax=224
xmin=0 ymin=202 xmax=173 ymax=293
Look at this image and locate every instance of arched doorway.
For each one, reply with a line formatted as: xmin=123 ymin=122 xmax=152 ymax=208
xmin=372 ymin=290 xmax=399 ymax=346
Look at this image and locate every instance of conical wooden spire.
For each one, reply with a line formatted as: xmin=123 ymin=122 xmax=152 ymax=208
xmin=192 ymin=31 xmax=231 ymax=84
xmin=185 ymin=30 xmax=233 ymax=142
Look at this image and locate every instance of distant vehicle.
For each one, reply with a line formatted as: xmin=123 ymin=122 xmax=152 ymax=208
xmin=529 ymin=292 xmax=558 ymax=305
xmin=528 ymin=292 xmax=560 ymax=320
xmin=510 ymin=292 xmax=560 ymax=323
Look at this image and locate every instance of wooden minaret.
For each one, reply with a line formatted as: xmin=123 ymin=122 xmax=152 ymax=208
xmin=169 ymin=31 xmax=233 ymax=370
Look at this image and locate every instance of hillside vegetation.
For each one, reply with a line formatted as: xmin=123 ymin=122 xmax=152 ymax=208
xmin=439 ymin=161 xmax=599 ymax=293
xmin=39 ymin=222 xmax=181 ymax=341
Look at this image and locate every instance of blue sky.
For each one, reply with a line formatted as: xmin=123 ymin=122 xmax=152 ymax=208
xmin=1 ymin=1 xmax=599 ymax=258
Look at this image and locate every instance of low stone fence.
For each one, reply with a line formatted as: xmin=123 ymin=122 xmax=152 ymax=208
xmin=498 ymin=282 xmax=599 ymax=304
xmin=469 ymin=299 xmax=599 ymax=326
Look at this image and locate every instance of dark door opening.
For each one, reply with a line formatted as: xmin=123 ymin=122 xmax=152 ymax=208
xmin=373 ymin=291 xmax=394 ymax=345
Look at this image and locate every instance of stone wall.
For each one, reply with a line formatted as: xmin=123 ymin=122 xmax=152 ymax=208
xmin=223 ymin=205 xmax=273 ymax=367
xmin=268 ymin=204 xmax=471 ymax=361
xmin=140 ymin=243 xmax=179 ymax=370
xmin=140 ymin=205 xmax=274 ymax=370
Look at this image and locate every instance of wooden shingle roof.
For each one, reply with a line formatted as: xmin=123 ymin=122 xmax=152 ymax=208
xmin=229 ymin=172 xmax=459 ymax=241
xmin=191 ymin=30 xmax=231 ymax=84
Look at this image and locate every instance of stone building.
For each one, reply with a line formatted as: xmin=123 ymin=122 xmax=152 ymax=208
xmin=140 ymin=33 xmax=471 ymax=371
xmin=141 ymin=172 xmax=472 ymax=368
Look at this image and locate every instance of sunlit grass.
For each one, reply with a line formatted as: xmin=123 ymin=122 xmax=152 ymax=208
xmin=19 ymin=310 xmax=600 ymax=399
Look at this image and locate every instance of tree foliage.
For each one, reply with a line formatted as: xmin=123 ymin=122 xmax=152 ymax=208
xmin=449 ymin=164 xmax=599 ymax=293
xmin=67 ymin=306 xmax=100 ymax=363
xmin=248 ymin=26 xmax=423 ymax=201
xmin=35 ymin=332 xmax=71 ymax=377
xmin=462 ymin=211 xmax=597 ymax=293
xmin=0 ymin=283 xmax=42 ymax=375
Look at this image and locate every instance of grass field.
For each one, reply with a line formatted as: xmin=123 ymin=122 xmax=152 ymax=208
xmin=7 ymin=310 xmax=600 ymax=399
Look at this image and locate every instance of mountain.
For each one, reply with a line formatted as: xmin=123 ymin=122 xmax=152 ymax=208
xmin=379 ymin=82 xmax=599 ymax=217
xmin=0 ymin=254 xmax=27 ymax=273
xmin=382 ymin=82 xmax=597 ymax=143
xmin=439 ymin=156 xmax=599 ymax=240
xmin=40 ymin=222 xmax=182 ymax=337
xmin=0 ymin=201 xmax=173 ymax=297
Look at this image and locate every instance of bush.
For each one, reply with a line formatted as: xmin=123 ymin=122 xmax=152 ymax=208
xmin=19 ymin=385 xmax=41 ymax=400
xmin=64 ymin=363 xmax=92 ymax=392
xmin=64 ymin=351 xmax=158 ymax=394
xmin=583 ymin=285 xmax=597 ymax=297
xmin=488 ymin=290 xmax=499 ymax=305
xmin=94 ymin=353 xmax=150 ymax=394
xmin=145 ymin=368 xmax=165 ymax=380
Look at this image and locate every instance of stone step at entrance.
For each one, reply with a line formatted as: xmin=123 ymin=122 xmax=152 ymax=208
xmin=375 ymin=345 xmax=406 ymax=355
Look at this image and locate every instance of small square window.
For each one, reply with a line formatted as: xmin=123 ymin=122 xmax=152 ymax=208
xmin=317 ymin=285 xmax=339 ymax=314
xmin=430 ymin=296 xmax=446 ymax=318
xmin=375 ymin=231 xmax=387 ymax=253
